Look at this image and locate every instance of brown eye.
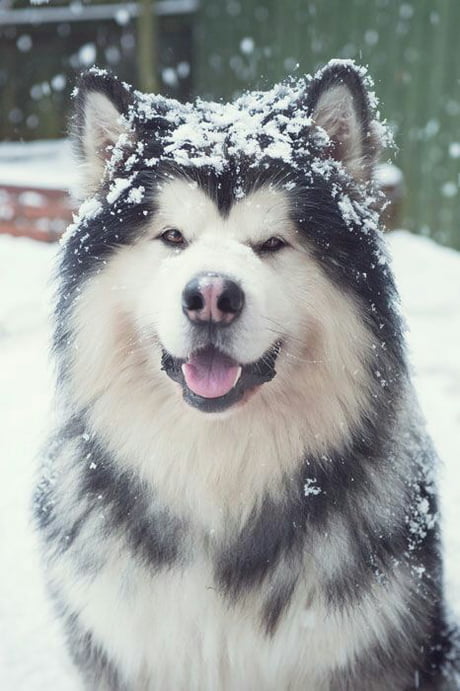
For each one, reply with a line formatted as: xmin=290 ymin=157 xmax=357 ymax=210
xmin=160 ymin=228 xmax=186 ymax=247
xmin=257 ymin=236 xmax=287 ymax=254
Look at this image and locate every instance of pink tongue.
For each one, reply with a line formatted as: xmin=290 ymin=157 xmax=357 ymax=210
xmin=182 ymin=349 xmax=242 ymax=399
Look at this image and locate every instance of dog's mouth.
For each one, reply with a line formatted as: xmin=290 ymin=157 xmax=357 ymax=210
xmin=161 ymin=342 xmax=281 ymax=413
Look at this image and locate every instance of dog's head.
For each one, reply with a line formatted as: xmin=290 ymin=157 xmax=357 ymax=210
xmin=58 ymin=62 xmax=401 ymax=435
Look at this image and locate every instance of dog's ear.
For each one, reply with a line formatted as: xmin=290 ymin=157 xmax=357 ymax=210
xmin=72 ymin=70 xmax=134 ymax=194
xmin=306 ymin=62 xmax=381 ymax=181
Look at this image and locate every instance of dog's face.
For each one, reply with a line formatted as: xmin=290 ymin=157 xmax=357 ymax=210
xmin=130 ymin=182 xmax=300 ymax=412
xmin=59 ymin=62 xmax=399 ymax=429
xmin=108 ymin=178 xmax=344 ymax=415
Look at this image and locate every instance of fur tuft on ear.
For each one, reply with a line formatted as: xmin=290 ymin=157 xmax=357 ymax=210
xmin=306 ymin=60 xmax=382 ymax=181
xmin=72 ymin=69 xmax=135 ymax=195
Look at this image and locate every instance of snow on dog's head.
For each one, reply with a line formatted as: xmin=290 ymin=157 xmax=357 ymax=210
xmin=57 ymin=61 xmax=403 ymax=444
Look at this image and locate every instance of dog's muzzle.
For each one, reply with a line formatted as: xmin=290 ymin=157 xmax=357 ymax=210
xmin=161 ymin=272 xmax=280 ymax=412
xmin=161 ymin=342 xmax=281 ymax=413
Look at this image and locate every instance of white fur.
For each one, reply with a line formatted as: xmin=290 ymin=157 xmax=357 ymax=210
xmin=79 ymin=91 xmax=132 ymax=195
xmin=48 ymin=507 xmax=412 ymax=691
xmin=66 ymin=181 xmax=375 ymax=521
xmin=46 ymin=180 xmax=416 ymax=689
xmin=312 ymin=84 xmax=365 ymax=179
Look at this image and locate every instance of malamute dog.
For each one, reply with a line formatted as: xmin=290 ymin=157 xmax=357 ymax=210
xmin=35 ymin=61 xmax=459 ymax=690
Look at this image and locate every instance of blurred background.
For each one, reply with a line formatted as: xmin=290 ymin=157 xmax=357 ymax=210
xmin=1 ymin=0 xmax=460 ymax=248
xmin=1 ymin=4 xmax=460 ymax=688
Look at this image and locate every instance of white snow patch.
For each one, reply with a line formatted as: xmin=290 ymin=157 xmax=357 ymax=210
xmin=441 ymin=182 xmax=458 ymax=198
xmin=376 ymin=162 xmax=403 ymax=187
xmin=78 ymin=43 xmax=96 ymax=67
xmin=448 ymin=142 xmax=460 ymax=159
xmin=338 ymin=196 xmax=362 ymax=227
xmin=106 ymin=176 xmax=133 ymax=204
xmin=240 ymin=37 xmax=255 ymax=54
xmin=60 ymin=197 xmax=102 ymax=244
xmin=127 ymin=186 xmax=145 ymax=204
xmin=0 ymin=140 xmax=79 ymax=192
xmin=176 ymin=62 xmax=190 ymax=79
xmin=96 ymin=59 xmax=385 ymax=186
xmin=304 ymin=478 xmax=322 ymax=497
xmin=0 ymin=229 xmax=459 ymax=688
xmin=51 ymin=74 xmax=66 ymax=92
xmin=115 ymin=8 xmax=131 ymax=25
xmin=16 ymin=34 xmax=33 ymax=52
xmin=162 ymin=67 xmax=179 ymax=88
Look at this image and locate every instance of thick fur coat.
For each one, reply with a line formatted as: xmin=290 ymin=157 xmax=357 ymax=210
xmin=34 ymin=61 xmax=459 ymax=690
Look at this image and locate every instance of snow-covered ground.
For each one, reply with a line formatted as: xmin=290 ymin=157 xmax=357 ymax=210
xmin=0 ymin=227 xmax=459 ymax=688
xmin=0 ymin=139 xmax=78 ymax=192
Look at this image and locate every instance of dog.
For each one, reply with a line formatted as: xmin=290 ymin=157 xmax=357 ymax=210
xmin=34 ymin=60 xmax=459 ymax=690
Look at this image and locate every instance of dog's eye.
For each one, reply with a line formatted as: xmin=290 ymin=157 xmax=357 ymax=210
xmin=160 ymin=228 xmax=186 ymax=247
xmin=257 ymin=237 xmax=287 ymax=254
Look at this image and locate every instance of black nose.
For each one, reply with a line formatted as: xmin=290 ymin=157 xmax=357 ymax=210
xmin=182 ymin=273 xmax=245 ymax=325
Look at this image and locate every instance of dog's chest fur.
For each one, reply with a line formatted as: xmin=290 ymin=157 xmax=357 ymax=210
xmin=45 ymin=416 xmax=413 ymax=691
xmin=61 ymin=519 xmax=387 ymax=691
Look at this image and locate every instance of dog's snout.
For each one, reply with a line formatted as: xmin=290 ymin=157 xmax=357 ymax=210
xmin=182 ymin=274 xmax=244 ymax=325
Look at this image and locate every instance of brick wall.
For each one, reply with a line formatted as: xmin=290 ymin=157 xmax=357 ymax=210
xmin=0 ymin=185 xmax=74 ymax=243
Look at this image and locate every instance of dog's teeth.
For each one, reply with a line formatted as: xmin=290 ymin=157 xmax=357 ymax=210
xmin=232 ymin=366 xmax=242 ymax=388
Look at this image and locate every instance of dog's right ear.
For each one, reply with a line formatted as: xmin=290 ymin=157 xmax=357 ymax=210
xmin=72 ymin=70 xmax=134 ymax=195
xmin=305 ymin=62 xmax=381 ymax=181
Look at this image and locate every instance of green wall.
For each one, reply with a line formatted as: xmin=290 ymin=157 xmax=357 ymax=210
xmin=0 ymin=9 xmax=193 ymax=141
xmin=195 ymin=0 xmax=460 ymax=250
xmin=2 ymin=1 xmax=459 ymax=249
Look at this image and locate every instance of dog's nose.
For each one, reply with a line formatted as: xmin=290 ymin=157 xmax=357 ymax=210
xmin=182 ymin=274 xmax=244 ymax=325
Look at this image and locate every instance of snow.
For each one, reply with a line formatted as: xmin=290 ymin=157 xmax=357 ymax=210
xmin=375 ymin=162 xmax=404 ymax=187
xmin=76 ymin=43 xmax=97 ymax=68
xmin=441 ymin=181 xmax=458 ymax=198
xmin=106 ymin=175 xmax=133 ymax=204
xmin=162 ymin=67 xmax=179 ymax=88
xmin=127 ymin=185 xmax=145 ymax=205
xmin=0 ymin=237 xmax=79 ymax=690
xmin=104 ymin=59 xmax=379 ymax=177
xmin=16 ymin=34 xmax=33 ymax=53
xmin=449 ymin=142 xmax=460 ymax=159
xmin=51 ymin=74 xmax=67 ymax=92
xmin=240 ymin=37 xmax=255 ymax=55
xmin=115 ymin=8 xmax=131 ymax=26
xmin=176 ymin=61 xmax=191 ymax=79
xmin=0 ymin=227 xmax=459 ymax=686
xmin=0 ymin=140 xmax=79 ymax=192
xmin=304 ymin=479 xmax=322 ymax=497
xmin=61 ymin=196 xmax=103 ymax=245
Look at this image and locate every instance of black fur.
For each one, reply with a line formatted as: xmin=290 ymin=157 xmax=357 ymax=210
xmin=261 ymin=578 xmax=298 ymax=636
xmin=65 ymin=613 xmax=127 ymax=691
xmin=35 ymin=64 xmax=460 ymax=690
xmin=35 ymin=414 xmax=186 ymax=572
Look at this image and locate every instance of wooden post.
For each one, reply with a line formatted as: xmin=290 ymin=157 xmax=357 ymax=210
xmin=137 ymin=0 xmax=158 ymax=93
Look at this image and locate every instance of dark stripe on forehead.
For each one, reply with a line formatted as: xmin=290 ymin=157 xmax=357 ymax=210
xmin=171 ymin=155 xmax=298 ymax=218
xmin=185 ymin=166 xmax=236 ymax=217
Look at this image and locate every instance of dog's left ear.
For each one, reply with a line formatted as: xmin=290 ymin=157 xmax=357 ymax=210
xmin=72 ymin=69 xmax=135 ymax=194
xmin=306 ymin=62 xmax=381 ymax=181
